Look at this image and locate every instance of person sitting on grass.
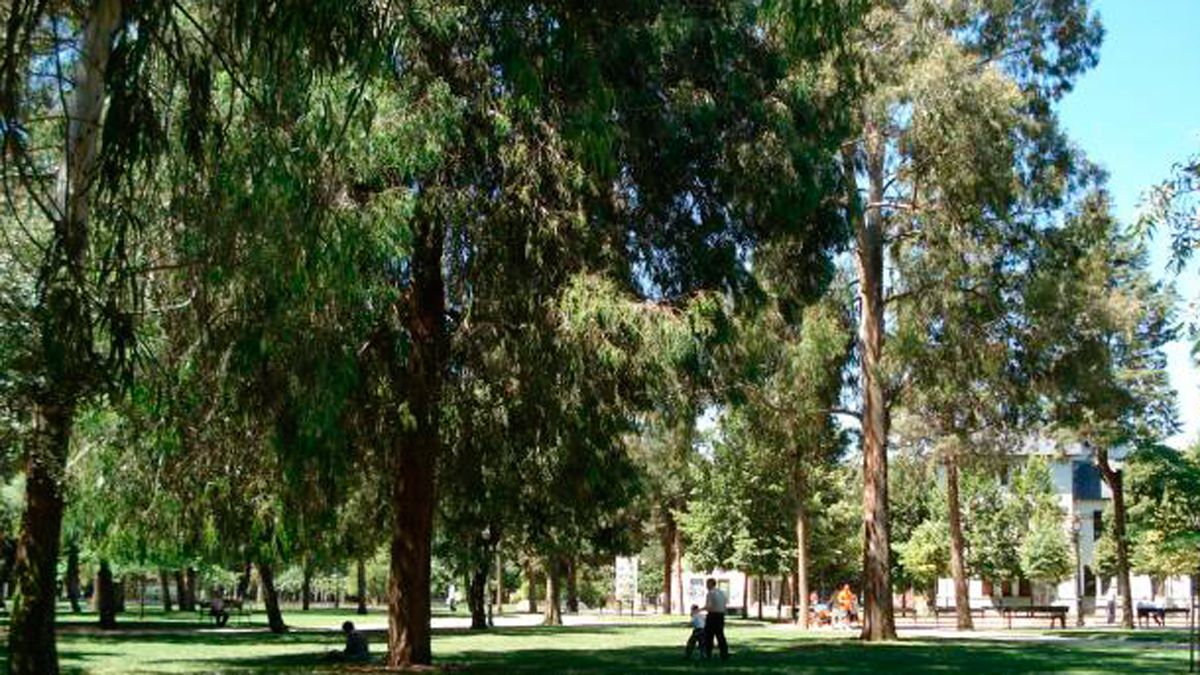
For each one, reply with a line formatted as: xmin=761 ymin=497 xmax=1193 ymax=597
xmin=326 ymin=621 xmax=370 ymax=662
xmin=684 ymin=604 xmax=706 ymax=659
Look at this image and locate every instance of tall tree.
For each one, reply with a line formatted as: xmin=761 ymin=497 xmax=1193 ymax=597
xmin=1026 ymin=190 xmax=1178 ymax=628
xmin=826 ymin=0 xmax=1102 ymax=639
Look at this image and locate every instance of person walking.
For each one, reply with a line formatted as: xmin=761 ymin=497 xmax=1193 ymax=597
xmin=702 ymin=578 xmax=729 ymax=660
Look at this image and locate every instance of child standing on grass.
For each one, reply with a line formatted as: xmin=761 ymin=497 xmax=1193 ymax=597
xmin=684 ymin=604 xmax=705 ymax=659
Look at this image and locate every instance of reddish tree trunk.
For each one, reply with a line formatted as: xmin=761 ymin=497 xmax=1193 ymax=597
xmin=385 ymin=219 xmax=444 ymax=667
xmin=660 ymin=511 xmax=676 ymax=615
xmin=542 ymin=558 xmax=562 ymax=626
xmin=945 ymin=453 xmax=974 ymax=630
xmin=1097 ymin=448 xmax=1134 ymax=629
xmin=796 ymin=497 xmax=811 ymax=628
xmin=847 ymin=131 xmax=897 ymax=642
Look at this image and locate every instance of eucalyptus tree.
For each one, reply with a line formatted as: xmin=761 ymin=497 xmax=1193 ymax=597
xmin=0 ymin=3 xmax=182 ymax=669
xmin=1024 ymin=190 xmax=1178 ymax=628
xmin=825 ymin=0 xmax=1102 ymax=639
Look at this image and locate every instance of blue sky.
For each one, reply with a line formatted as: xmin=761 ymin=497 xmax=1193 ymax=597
xmin=1057 ymin=0 xmax=1200 ymax=449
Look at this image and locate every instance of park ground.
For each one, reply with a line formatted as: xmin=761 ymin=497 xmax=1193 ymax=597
xmin=0 ymin=606 xmax=1196 ymax=674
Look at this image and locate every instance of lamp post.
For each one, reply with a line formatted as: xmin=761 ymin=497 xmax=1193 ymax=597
xmin=1072 ymin=514 xmax=1084 ymax=627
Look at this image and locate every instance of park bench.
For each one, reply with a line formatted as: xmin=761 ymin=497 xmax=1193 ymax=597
xmin=1137 ymin=605 xmax=1189 ymax=627
xmin=196 ymin=598 xmax=251 ymax=626
xmin=933 ymin=606 xmax=988 ymax=625
xmin=1002 ymin=605 xmax=1067 ymax=629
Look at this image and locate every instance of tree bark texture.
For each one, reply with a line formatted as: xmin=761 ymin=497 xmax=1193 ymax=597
xmin=660 ymin=511 xmax=676 ymax=615
xmin=1097 ymin=448 xmax=1134 ymax=629
xmin=159 ymin=569 xmax=172 ymax=612
xmin=174 ymin=571 xmax=188 ymax=612
xmin=566 ymin=555 xmax=579 ymax=614
xmin=542 ymin=559 xmax=562 ymax=626
xmin=945 ymin=453 xmax=974 ymax=630
xmin=385 ymin=219 xmax=444 ymax=667
xmin=525 ymin=561 xmax=539 ymax=613
xmin=184 ymin=567 xmax=197 ymax=612
xmin=796 ymin=498 xmax=811 ymax=628
xmin=356 ymin=558 xmax=368 ymax=615
xmin=468 ymin=561 xmax=489 ymax=629
xmin=65 ymin=543 xmax=81 ymax=613
xmin=673 ymin=524 xmax=684 ymax=615
xmin=847 ymin=132 xmax=897 ymax=642
xmin=95 ymin=561 xmax=117 ymax=629
xmin=258 ymin=562 xmax=287 ymax=634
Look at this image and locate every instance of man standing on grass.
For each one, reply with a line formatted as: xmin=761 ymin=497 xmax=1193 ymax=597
xmin=702 ymin=578 xmax=729 ymax=660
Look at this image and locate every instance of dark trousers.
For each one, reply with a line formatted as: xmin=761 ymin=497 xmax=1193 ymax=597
xmin=685 ymin=628 xmax=703 ymax=658
xmin=702 ymin=612 xmax=728 ymax=660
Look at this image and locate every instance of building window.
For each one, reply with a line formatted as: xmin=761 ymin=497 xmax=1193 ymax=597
xmin=1073 ymin=461 xmax=1103 ymax=500
xmin=1093 ymin=510 xmax=1104 ymax=541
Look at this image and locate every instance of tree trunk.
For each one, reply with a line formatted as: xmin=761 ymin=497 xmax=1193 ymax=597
xmin=9 ymin=402 xmax=74 ymax=675
xmin=795 ymin=482 xmax=811 ymax=628
xmin=673 ymin=524 xmax=684 ymax=615
xmin=257 ymin=562 xmax=286 ymax=633
xmin=236 ymin=562 xmax=251 ymax=601
xmin=945 ymin=453 xmax=974 ymax=631
xmin=778 ymin=575 xmax=787 ymax=620
xmin=525 ymin=560 xmax=539 ymax=613
xmin=356 ymin=558 xmax=368 ymax=615
xmin=184 ymin=567 xmax=197 ymax=612
xmin=96 ymin=561 xmax=117 ymax=629
xmin=494 ymin=548 xmax=504 ymax=614
xmin=301 ymin=562 xmax=312 ymax=611
xmin=542 ymin=559 xmax=562 ymax=626
xmin=65 ymin=543 xmax=81 ymax=613
xmin=385 ymin=218 xmax=444 ymax=668
xmin=566 ymin=555 xmax=579 ymax=614
xmin=159 ymin=569 xmax=172 ymax=612
xmin=847 ymin=132 xmax=897 ymax=642
xmin=660 ymin=511 xmax=676 ymax=615
xmin=757 ymin=574 xmax=764 ymax=620
xmin=468 ymin=560 xmax=489 ymax=629
xmin=1097 ymin=448 xmax=1134 ymax=629
xmin=742 ymin=573 xmax=749 ymax=619
xmin=6 ymin=3 xmax=123 ymax=671
xmin=175 ymin=571 xmax=189 ymax=612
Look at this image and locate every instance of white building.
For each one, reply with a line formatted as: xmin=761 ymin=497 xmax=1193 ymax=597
xmin=936 ymin=442 xmax=1195 ymax=614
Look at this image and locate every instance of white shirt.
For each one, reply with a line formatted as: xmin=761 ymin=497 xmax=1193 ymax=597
xmin=705 ymin=587 xmax=727 ymax=614
xmin=691 ymin=612 xmax=705 ymax=630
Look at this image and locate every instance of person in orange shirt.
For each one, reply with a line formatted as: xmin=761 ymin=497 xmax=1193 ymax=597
xmin=835 ymin=584 xmax=856 ymax=628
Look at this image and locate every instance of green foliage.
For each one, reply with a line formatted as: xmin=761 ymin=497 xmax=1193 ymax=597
xmin=896 ymin=519 xmax=949 ymax=593
xmin=1124 ymin=443 xmax=1200 ymax=577
xmin=1019 ymin=511 xmax=1074 ymax=585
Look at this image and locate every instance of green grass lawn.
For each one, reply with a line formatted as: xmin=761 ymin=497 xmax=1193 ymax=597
xmin=1 ymin=607 xmax=1195 ymax=673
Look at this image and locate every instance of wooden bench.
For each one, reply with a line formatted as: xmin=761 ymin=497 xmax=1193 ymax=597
xmin=1137 ymin=605 xmax=1189 ymax=627
xmin=1002 ymin=605 xmax=1067 ymax=629
xmin=197 ymin=598 xmax=250 ymax=626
